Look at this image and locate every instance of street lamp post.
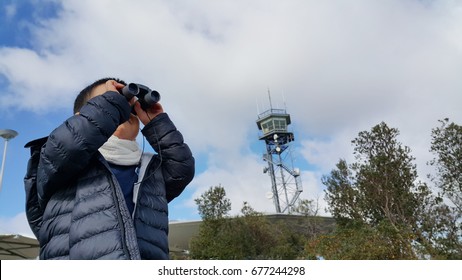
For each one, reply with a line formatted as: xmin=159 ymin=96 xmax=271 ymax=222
xmin=0 ymin=129 xmax=19 ymax=193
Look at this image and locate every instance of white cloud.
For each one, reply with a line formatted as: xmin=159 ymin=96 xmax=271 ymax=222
xmin=0 ymin=212 xmax=35 ymax=238
xmin=300 ymin=131 xmax=356 ymax=173
xmin=1 ymin=0 xmax=462 ymax=219
xmin=4 ymin=4 xmax=17 ymax=20
xmin=186 ymin=149 xmax=274 ymax=215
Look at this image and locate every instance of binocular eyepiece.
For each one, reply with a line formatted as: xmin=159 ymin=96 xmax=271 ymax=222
xmin=120 ymin=83 xmax=161 ymax=113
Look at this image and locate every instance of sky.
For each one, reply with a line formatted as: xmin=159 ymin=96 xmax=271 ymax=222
xmin=0 ymin=0 xmax=462 ymax=238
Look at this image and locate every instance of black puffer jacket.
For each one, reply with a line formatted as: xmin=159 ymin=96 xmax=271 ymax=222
xmin=24 ymin=91 xmax=195 ymax=259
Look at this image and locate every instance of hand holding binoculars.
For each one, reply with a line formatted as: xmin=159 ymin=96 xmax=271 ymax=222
xmin=120 ymin=83 xmax=161 ymax=113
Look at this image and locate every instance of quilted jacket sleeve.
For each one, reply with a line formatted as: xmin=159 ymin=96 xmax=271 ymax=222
xmin=141 ymin=113 xmax=195 ymax=202
xmin=24 ymin=137 xmax=48 ymax=238
xmin=37 ymin=91 xmax=131 ymax=207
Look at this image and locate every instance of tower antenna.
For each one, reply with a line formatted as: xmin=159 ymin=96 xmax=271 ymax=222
xmin=267 ymin=88 xmax=273 ymax=109
xmin=256 ymin=97 xmax=260 ymax=115
xmin=282 ymin=90 xmax=287 ymax=110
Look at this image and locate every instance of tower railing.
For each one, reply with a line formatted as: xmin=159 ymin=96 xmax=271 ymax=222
xmin=257 ymin=108 xmax=287 ymax=120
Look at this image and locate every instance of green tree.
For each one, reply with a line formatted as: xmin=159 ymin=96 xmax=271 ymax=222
xmin=293 ymin=198 xmax=319 ymax=217
xmin=190 ymin=187 xmax=305 ymax=259
xmin=194 ymin=184 xmax=231 ymax=220
xmin=304 ymin=221 xmax=415 ymax=260
xmin=292 ymin=198 xmax=325 ymax=238
xmin=321 ymin=122 xmax=432 ymax=259
xmin=429 ymin=118 xmax=462 ymax=212
xmin=427 ymin=118 xmax=462 ymax=258
xmin=190 ymin=185 xmax=231 ymax=259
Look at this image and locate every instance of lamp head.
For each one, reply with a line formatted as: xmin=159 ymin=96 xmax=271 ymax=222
xmin=0 ymin=129 xmax=18 ymax=140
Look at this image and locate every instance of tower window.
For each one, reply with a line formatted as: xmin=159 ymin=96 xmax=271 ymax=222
xmin=261 ymin=117 xmax=287 ymax=135
xmin=274 ymin=118 xmax=287 ymax=131
xmin=261 ymin=120 xmax=274 ymax=134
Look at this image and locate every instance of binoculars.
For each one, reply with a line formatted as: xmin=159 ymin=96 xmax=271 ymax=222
xmin=120 ymin=83 xmax=161 ymax=112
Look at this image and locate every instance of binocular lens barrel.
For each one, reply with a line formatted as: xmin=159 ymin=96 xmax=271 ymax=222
xmin=121 ymin=83 xmax=139 ymax=99
xmin=144 ymin=90 xmax=160 ymax=104
xmin=120 ymin=83 xmax=161 ymax=113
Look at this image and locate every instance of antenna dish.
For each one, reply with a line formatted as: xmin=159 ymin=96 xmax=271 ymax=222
xmin=294 ymin=168 xmax=300 ymax=176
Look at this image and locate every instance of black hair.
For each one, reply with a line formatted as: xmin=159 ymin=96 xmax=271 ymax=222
xmin=73 ymin=77 xmax=126 ymax=114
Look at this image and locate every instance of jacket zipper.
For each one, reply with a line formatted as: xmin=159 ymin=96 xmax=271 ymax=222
xmin=107 ymin=173 xmax=132 ymax=259
xmin=132 ymin=154 xmax=155 ymax=219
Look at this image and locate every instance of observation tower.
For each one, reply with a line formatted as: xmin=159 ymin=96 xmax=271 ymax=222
xmin=256 ymin=95 xmax=302 ymax=213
